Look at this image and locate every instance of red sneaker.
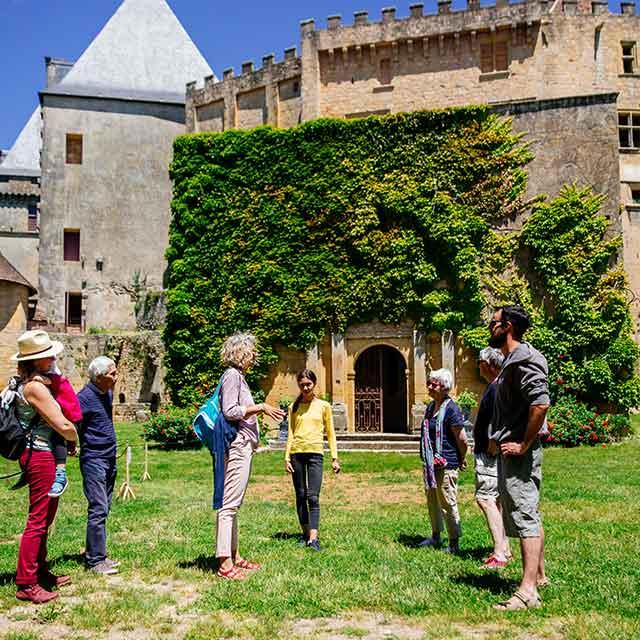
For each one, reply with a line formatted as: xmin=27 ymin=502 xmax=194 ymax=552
xmin=16 ymin=584 xmax=59 ymax=604
xmin=483 ymin=555 xmax=508 ymax=570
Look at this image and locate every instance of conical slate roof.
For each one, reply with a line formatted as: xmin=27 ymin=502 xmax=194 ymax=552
xmin=0 ymin=252 xmax=36 ymax=295
xmin=0 ymin=107 xmax=41 ymax=176
xmin=53 ymin=0 xmax=214 ymax=102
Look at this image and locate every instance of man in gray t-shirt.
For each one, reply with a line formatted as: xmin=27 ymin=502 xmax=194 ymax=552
xmin=488 ymin=305 xmax=550 ymax=611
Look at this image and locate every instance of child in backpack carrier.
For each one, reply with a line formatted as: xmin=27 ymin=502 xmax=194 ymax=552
xmin=46 ymin=366 xmax=82 ymax=497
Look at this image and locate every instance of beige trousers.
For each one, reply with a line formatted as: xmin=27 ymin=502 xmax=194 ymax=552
xmin=215 ymin=435 xmax=254 ymax=558
xmin=425 ymin=467 xmax=462 ymax=540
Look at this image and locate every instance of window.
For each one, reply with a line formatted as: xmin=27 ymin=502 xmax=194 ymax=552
xmin=618 ymin=111 xmax=640 ymax=149
xmin=65 ymin=133 xmax=83 ymax=164
xmin=622 ymin=42 xmax=636 ymax=74
xmin=65 ymin=292 xmax=82 ymax=327
xmin=27 ymin=204 xmax=38 ymax=232
xmin=379 ymin=58 xmax=392 ymax=86
xmin=480 ymin=40 xmax=509 ymax=74
xmin=63 ymin=229 xmax=80 ymax=261
xmin=631 ymin=189 xmax=640 ymax=204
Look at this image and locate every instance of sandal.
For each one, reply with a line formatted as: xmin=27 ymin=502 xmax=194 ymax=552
xmin=216 ymin=565 xmax=246 ymax=581
xmin=235 ymin=558 xmax=261 ymax=571
xmin=494 ymin=590 xmax=541 ymax=611
xmin=483 ymin=555 xmax=508 ymax=570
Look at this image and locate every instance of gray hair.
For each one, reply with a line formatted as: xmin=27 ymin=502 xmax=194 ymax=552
xmin=428 ymin=368 xmax=453 ymax=392
xmin=479 ymin=347 xmax=504 ymax=370
xmin=88 ymin=356 xmax=116 ymax=382
xmin=220 ymin=332 xmax=257 ymax=371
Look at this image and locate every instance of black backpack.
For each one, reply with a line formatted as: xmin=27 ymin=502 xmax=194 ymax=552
xmin=0 ymin=380 xmax=35 ymax=461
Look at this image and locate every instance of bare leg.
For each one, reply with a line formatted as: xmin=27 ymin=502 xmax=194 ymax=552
xmin=477 ymin=498 xmax=509 ymax=560
xmin=519 ymin=536 xmax=542 ymax=598
xmin=308 ymin=528 xmax=319 ymax=542
xmin=537 ymin=525 xmax=546 ymax=583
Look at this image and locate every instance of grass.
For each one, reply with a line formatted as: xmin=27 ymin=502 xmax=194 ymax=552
xmin=0 ymin=420 xmax=639 ymax=639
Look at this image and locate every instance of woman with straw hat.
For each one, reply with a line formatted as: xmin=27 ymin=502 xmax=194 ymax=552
xmin=8 ymin=330 xmax=78 ymax=604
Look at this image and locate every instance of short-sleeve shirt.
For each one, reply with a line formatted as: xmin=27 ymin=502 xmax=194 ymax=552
xmin=473 ymin=382 xmax=497 ymax=455
xmin=425 ymin=399 xmax=465 ymax=469
xmin=78 ymin=382 xmax=117 ymax=459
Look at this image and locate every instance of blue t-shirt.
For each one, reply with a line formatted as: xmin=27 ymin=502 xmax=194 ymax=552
xmin=78 ymin=382 xmax=117 ymax=459
xmin=425 ymin=400 xmax=465 ymax=469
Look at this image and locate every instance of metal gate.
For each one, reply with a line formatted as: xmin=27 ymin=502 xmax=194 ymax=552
xmin=354 ymin=347 xmax=383 ymax=432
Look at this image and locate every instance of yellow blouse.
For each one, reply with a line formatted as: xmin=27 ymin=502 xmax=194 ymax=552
xmin=285 ymin=397 xmax=338 ymax=461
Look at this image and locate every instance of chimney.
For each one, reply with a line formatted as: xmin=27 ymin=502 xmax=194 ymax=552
xmin=382 ymin=7 xmax=397 ymax=23
xmin=241 ymin=61 xmax=254 ymax=74
xmin=223 ymin=67 xmax=234 ymax=80
xmin=327 ymin=14 xmax=342 ymax=29
xmin=410 ymin=3 xmax=424 ymax=18
xmin=354 ymin=10 xmax=369 ymax=25
xmin=621 ymin=0 xmax=636 ymax=14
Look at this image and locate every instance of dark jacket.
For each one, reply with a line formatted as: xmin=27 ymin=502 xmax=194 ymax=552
xmin=489 ymin=342 xmax=550 ymax=444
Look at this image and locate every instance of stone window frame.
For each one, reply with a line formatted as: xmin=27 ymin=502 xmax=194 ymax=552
xmin=479 ymin=37 xmax=509 ymax=75
xmin=618 ymin=110 xmax=640 ymax=150
xmin=27 ymin=204 xmax=38 ymax=232
xmin=63 ymin=228 xmax=81 ymax=262
xmin=65 ymin=133 xmax=83 ymax=165
xmin=621 ymin=41 xmax=637 ymax=75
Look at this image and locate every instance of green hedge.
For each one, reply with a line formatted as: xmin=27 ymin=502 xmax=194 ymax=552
xmin=166 ymin=107 xmax=640 ymax=422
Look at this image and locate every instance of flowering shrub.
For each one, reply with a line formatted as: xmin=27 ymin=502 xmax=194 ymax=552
xmin=544 ymin=396 xmax=631 ymax=447
xmin=142 ymin=406 xmax=201 ymax=449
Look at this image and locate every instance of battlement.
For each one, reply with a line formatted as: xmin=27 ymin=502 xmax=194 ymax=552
xmin=299 ymin=0 xmax=636 ymax=40
xmin=186 ymin=46 xmax=301 ymax=102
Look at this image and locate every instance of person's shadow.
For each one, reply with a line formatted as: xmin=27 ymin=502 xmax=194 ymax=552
xmin=270 ymin=531 xmax=301 ymax=541
xmin=395 ymin=533 xmax=426 ymax=548
xmin=177 ymin=556 xmax=218 ymax=572
xmin=451 ymin=572 xmax=518 ymax=595
xmin=50 ymin=552 xmax=86 ymax=567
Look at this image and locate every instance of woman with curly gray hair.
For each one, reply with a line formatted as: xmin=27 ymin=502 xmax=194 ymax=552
xmin=215 ymin=332 xmax=285 ymax=580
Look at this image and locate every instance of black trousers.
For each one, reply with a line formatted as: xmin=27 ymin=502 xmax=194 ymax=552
xmin=291 ymin=453 xmax=324 ymax=531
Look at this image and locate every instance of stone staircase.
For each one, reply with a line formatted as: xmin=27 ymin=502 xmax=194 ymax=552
xmin=269 ymin=432 xmax=421 ymax=453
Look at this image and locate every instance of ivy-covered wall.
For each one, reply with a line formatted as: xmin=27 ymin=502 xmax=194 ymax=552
xmin=166 ymin=106 xmax=640 ymax=417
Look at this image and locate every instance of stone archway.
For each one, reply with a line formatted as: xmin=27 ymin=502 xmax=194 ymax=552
xmin=354 ymin=345 xmax=408 ymax=433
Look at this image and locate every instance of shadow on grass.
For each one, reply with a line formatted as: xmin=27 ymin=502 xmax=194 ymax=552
xmin=395 ymin=533 xmax=426 ymax=548
xmin=177 ymin=555 xmax=218 ymax=573
xmin=51 ymin=552 xmax=86 ymax=567
xmin=451 ymin=572 xmax=519 ymax=595
xmin=0 ymin=572 xmax=15 ymax=586
xmin=270 ymin=532 xmax=301 ymax=541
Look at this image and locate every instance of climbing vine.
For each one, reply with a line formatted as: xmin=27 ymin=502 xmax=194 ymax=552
xmin=166 ymin=107 xmax=639 ymax=419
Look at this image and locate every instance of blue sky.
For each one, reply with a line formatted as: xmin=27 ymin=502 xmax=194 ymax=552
xmin=0 ymin=0 xmax=623 ymax=150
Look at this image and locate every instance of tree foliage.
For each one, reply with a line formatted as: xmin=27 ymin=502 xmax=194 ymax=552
xmin=166 ymin=107 xmax=639 ymax=417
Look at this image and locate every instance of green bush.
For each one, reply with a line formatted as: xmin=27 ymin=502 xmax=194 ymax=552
xmin=545 ymin=396 xmax=631 ymax=447
xmin=142 ymin=406 xmax=201 ymax=449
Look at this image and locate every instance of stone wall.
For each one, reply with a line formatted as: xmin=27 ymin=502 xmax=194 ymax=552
xmin=38 ymin=94 xmax=186 ymax=331
xmin=52 ymin=330 xmax=167 ymax=422
xmin=0 ymin=283 xmax=29 ymax=383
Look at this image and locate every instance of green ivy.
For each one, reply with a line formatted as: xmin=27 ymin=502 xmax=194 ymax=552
xmin=166 ymin=108 xmax=639 ymax=418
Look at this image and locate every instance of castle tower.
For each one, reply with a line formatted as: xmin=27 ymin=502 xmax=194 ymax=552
xmin=38 ymin=0 xmax=214 ymax=330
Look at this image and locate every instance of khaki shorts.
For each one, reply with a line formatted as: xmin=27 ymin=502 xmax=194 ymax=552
xmin=497 ymin=439 xmax=543 ymax=538
xmin=475 ymin=453 xmax=498 ymax=501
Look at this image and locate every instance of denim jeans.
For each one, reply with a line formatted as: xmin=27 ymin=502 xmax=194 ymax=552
xmin=80 ymin=456 xmax=117 ymax=567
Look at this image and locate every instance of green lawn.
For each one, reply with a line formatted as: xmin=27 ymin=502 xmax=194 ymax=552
xmin=0 ymin=422 xmax=639 ymax=640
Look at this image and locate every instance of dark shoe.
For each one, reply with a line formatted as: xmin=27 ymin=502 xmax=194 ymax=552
xmin=418 ymin=537 xmax=442 ymax=548
xmin=39 ymin=570 xmax=71 ymax=588
xmin=87 ymin=561 xmax=118 ymax=575
xmin=307 ymin=539 xmax=321 ymax=552
xmin=443 ymin=545 xmax=461 ymax=556
xmin=16 ymin=584 xmax=59 ymax=604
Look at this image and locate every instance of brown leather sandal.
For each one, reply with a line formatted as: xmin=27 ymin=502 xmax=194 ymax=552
xmin=235 ymin=558 xmax=261 ymax=571
xmin=494 ymin=590 xmax=541 ymax=611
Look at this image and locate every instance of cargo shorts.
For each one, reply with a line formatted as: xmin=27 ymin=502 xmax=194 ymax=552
xmin=497 ymin=439 xmax=543 ymax=538
xmin=474 ymin=452 xmax=499 ymax=502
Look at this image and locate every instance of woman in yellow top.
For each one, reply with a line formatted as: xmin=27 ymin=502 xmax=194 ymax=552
xmin=285 ymin=369 xmax=339 ymax=551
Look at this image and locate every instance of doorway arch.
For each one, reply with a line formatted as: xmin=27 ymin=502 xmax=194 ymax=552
xmin=354 ymin=345 xmax=408 ymax=433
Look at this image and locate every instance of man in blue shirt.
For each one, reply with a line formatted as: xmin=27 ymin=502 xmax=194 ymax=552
xmin=78 ymin=356 xmax=119 ymax=575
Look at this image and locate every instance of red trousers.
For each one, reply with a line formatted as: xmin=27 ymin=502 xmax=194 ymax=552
xmin=16 ymin=449 xmax=59 ymax=587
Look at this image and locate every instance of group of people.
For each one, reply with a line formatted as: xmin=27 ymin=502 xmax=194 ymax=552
xmin=212 ymin=305 xmax=550 ymax=612
xmin=7 ymin=303 xmax=549 ymax=612
xmin=6 ymin=330 xmax=121 ymax=604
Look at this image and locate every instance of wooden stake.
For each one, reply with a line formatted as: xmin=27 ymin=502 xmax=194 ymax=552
xmin=118 ymin=444 xmax=136 ymax=500
xmin=141 ymin=442 xmax=151 ymax=482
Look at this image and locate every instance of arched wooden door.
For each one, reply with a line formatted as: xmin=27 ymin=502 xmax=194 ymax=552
xmin=354 ymin=345 xmax=407 ymax=433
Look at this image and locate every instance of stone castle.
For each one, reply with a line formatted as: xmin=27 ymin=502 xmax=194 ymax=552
xmin=1 ymin=0 xmax=639 ymax=431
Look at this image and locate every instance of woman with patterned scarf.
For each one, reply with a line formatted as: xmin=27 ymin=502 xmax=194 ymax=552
xmin=419 ymin=368 xmax=468 ymax=554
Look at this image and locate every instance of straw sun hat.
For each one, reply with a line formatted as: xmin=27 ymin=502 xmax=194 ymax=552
xmin=11 ymin=330 xmax=64 ymax=362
